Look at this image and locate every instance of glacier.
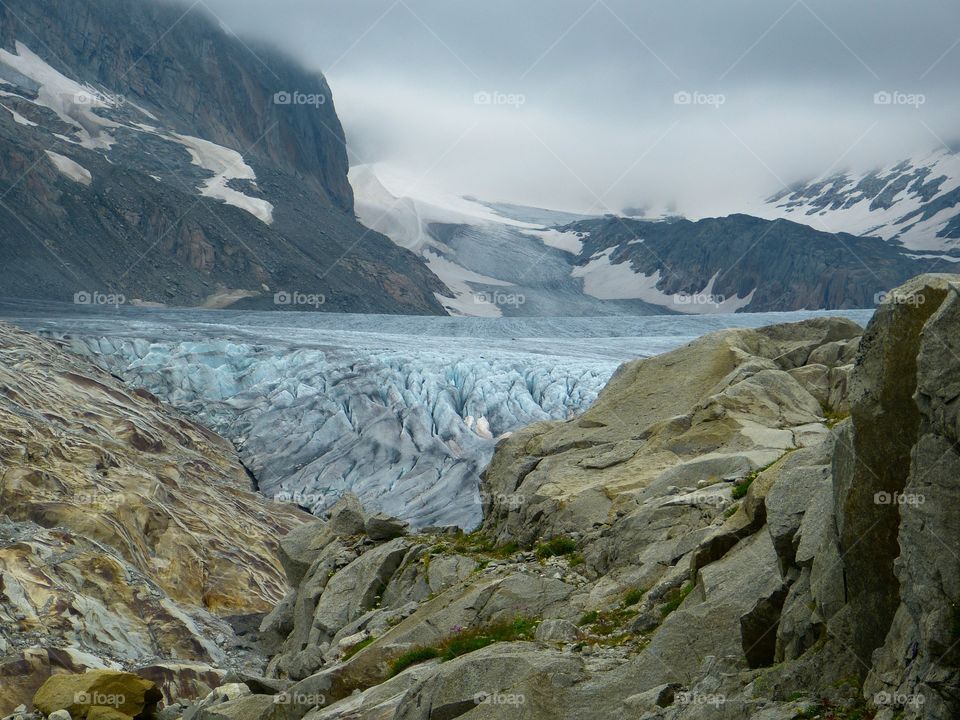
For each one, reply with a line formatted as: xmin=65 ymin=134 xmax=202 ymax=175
xmin=3 ymin=303 xmax=874 ymax=528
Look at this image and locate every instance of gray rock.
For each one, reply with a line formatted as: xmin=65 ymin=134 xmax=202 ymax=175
xmin=278 ymin=521 xmax=334 ymax=586
xmin=198 ymin=695 xmax=275 ymax=720
xmin=535 ymin=619 xmax=579 ymax=644
xmin=363 ymin=513 xmax=409 ymax=541
xmin=48 ymin=711 xmax=71 ymax=720
xmin=325 ymin=494 xmax=367 ymax=537
xmin=837 ymin=274 xmax=955 ymax=667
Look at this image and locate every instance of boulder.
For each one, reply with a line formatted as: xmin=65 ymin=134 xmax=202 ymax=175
xmin=33 ymin=671 xmax=162 ymax=720
xmin=363 ymin=514 xmax=409 ymax=541
xmin=325 ymin=495 xmax=367 ymax=537
xmin=198 ymin=696 xmax=275 ymax=720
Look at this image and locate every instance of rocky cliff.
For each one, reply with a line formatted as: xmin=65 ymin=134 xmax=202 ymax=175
xmin=0 ymin=323 xmax=310 ymax=712
xmin=4 ymin=275 xmax=959 ymax=720
xmin=0 ymin=0 xmax=448 ymax=313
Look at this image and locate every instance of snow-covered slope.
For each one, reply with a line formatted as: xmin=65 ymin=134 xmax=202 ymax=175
xmin=752 ymin=148 xmax=960 ymax=253
xmin=351 ymin=164 xmax=634 ymax=317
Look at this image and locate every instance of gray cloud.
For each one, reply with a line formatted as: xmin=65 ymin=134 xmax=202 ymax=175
xmin=200 ymin=0 xmax=960 ymax=216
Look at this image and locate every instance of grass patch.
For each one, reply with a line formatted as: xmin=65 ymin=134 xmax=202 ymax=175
xmin=388 ymin=616 xmax=539 ymax=677
xmin=792 ymin=699 xmax=874 ymax=720
xmin=623 ymin=587 xmax=645 ymax=607
xmin=341 ymin=635 xmax=376 ymax=660
xmin=535 ymin=536 xmax=577 ymax=559
xmin=732 ymin=477 xmax=755 ymax=500
xmin=389 ymin=647 xmax=441 ymax=676
xmin=450 ymin=531 xmax=519 ymax=559
xmin=660 ymin=582 xmax=693 ymax=617
xmin=567 ymin=552 xmax=585 ymax=567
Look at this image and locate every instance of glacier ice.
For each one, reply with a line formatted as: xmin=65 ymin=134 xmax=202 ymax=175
xmin=5 ymin=305 xmax=874 ymax=529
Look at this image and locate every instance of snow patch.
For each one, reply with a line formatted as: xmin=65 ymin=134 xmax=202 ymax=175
xmin=0 ymin=102 xmax=36 ymax=127
xmin=0 ymin=41 xmax=120 ymax=150
xmin=45 ymin=150 xmax=91 ymax=185
xmin=172 ymin=133 xmax=274 ymax=225
xmin=525 ymin=228 xmax=584 ymax=254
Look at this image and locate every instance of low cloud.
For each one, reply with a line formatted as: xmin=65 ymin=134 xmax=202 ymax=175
xmin=201 ymin=0 xmax=960 ymax=216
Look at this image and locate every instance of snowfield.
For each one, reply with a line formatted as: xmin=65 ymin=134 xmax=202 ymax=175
xmin=4 ymin=305 xmax=873 ymax=529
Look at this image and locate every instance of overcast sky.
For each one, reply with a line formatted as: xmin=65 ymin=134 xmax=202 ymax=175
xmin=199 ymin=0 xmax=960 ymax=217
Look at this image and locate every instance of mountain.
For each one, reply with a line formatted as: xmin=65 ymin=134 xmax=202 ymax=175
xmin=753 ymin=148 xmax=960 ymax=254
xmin=355 ymin=165 xmax=955 ymax=314
xmin=351 ymin=163 xmax=673 ymax=317
xmin=565 ymin=213 xmax=954 ymax=312
xmin=0 ymin=0 xmax=448 ymax=313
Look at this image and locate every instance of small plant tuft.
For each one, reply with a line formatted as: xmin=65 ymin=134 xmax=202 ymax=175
xmin=536 ymin=536 xmax=577 ymax=559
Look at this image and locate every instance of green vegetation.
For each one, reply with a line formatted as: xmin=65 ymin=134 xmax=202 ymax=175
xmin=535 ymin=536 xmax=577 ymax=559
xmin=732 ymin=476 xmax=755 ymax=500
xmin=389 ymin=647 xmax=441 ymax=676
xmin=388 ymin=616 xmax=539 ymax=677
xmin=821 ymin=404 xmax=851 ymax=429
xmin=567 ymin=552 xmax=585 ymax=567
xmin=451 ymin=531 xmax=519 ymax=558
xmin=341 ymin=635 xmax=376 ymax=660
xmin=660 ymin=582 xmax=693 ymax=617
xmin=623 ymin=587 xmax=645 ymax=607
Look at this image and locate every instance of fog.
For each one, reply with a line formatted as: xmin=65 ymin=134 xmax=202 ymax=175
xmin=199 ymin=0 xmax=960 ymax=216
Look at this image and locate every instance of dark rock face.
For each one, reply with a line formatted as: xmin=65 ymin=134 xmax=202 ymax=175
xmin=835 ymin=275 xmax=953 ymax=667
xmin=0 ymin=0 xmax=449 ymax=313
xmin=565 ymin=214 xmax=952 ymax=312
